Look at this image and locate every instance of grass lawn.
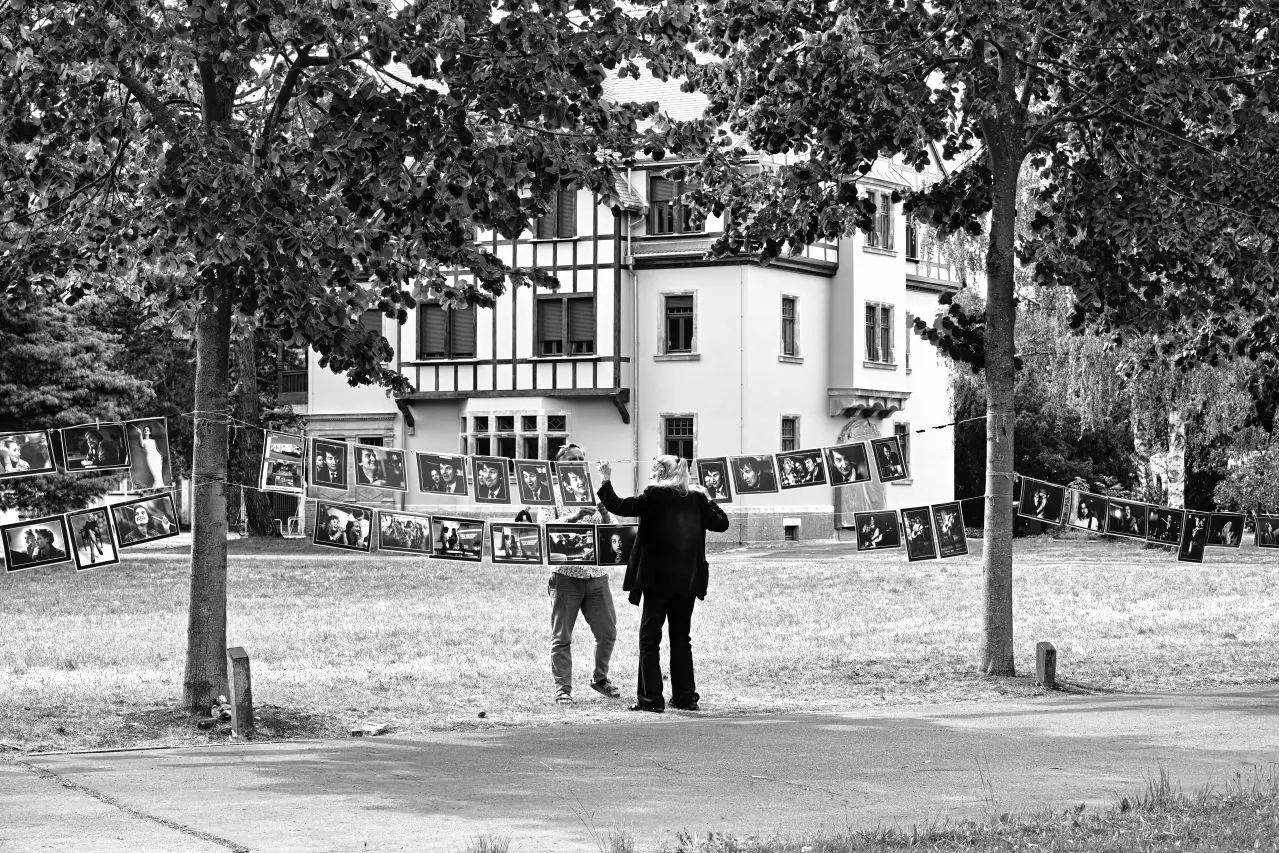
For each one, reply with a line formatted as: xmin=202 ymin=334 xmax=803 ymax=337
xmin=1 ymin=532 xmax=1276 ymax=753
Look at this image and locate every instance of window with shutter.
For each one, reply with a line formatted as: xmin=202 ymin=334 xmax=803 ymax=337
xmin=419 ymin=304 xmax=448 ymax=358
xmin=537 ymin=298 xmax=564 ymax=356
xmin=567 ymin=296 xmax=594 ymax=354
xmin=534 ymin=185 xmax=577 ymax=239
xmin=451 ymin=304 xmax=476 ymax=358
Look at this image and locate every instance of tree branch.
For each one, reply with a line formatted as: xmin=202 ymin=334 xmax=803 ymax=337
xmin=114 ymin=65 xmax=184 ymax=141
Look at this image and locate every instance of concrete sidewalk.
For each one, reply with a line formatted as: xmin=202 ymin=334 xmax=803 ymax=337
xmin=3 ymin=686 xmax=1277 ymax=853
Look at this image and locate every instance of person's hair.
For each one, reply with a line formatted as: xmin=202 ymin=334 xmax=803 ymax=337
xmin=652 ymin=455 xmax=689 ymax=494
xmin=556 ymin=443 xmax=585 ymax=462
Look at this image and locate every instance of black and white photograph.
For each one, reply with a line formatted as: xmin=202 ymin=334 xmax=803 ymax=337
xmin=353 ymin=444 xmax=408 ymax=491
xmin=260 ymin=431 xmax=306 ymax=494
xmin=514 ymin=460 xmax=556 ymax=505
xmin=490 ymin=522 xmax=544 ymax=565
xmin=776 ymin=449 xmax=827 ymax=489
xmin=310 ymin=439 xmax=349 ymax=490
xmin=823 ymin=442 xmax=871 ymax=485
xmin=66 ymin=507 xmax=120 ymax=571
xmin=869 ymin=436 xmax=909 ymax=483
xmin=546 ymin=523 xmax=597 ymax=564
xmin=1066 ymin=489 xmax=1108 ymax=532
xmin=596 ymin=524 xmax=638 ymax=566
xmin=1016 ymin=478 xmax=1066 ymax=525
xmin=313 ymin=501 xmax=373 ymax=552
xmin=263 ymin=459 xmax=304 ymax=491
xmin=124 ymin=417 xmax=173 ymax=490
xmin=931 ymin=502 xmax=969 ymax=558
xmin=1257 ymin=515 xmax=1279 ymax=548
xmin=1178 ymin=511 xmax=1210 ymax=563
xmin=110 ymin=493 xmax=180 ymax=548
xmin=417 ymin=452 xmax=469 ymax=496
xmin=554 ymin=460 xmax=596 ymax=507
xmin=0 ymin=430 xmax=56 ymax=479
xmin=729 ymin=454 xmax=778 ymax=495
xmin=266 ymin=433 xmax=306 ymax=460
xmin=2 ymin=514 xmax=72 ymax=571
xmin=1104 ymin=498 xmax=1149 ymax=540
xmin=1207 ymin=512 xmax=1245 ymax=548
xmin=900 ymin=506 xmax=938 ymax=562
xmin=1145 ymin=507 xmax=1185 ymax=546
xmin=431 ymin=516 xmax=485 ymax=562
xmin=472 ymin=456 xmax=512 ymax=503
xmin=853 ymin=510 xmax=902 ymax=552
xmin=61 ymin=423 xmax=130 ymax=472
xmin=376 ymin=510 xmax=433 ymax=555
xmin=693 ymin=457 xmax=733 ymax=503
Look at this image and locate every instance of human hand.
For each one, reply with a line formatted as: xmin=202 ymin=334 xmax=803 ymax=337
xmin=688 ymin=483 xmax=706 ymax=495
xmin=598 ymin=460 xmax=611 ymax=481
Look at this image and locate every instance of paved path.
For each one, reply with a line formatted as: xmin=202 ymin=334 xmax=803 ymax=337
xmin=3 ymin=686 xmax=1277 ymax=853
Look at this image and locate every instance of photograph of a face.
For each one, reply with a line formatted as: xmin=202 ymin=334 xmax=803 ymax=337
xmin=260 ymin=431 xmax=306 ymax=494
xmin=1104 ymin=498 xmax=1149 ymax=540
xmin=693 ymin=458 xmax=733 ymax=503
xmin=0 ymin=430 xmax=56 ymax=479
xmin=376 ymin=510 xmax=433 ymax=555
xmin=313 ymin=501 xmax=373 ymax=553
xmin=931 ymin=502 xmax=968 ymax=558
xmin=66 ymin=507 xmax=120 ymax=571
xmin=353 ymin=445 xmax=408 ymax=491
xmin=900 ymin=507 xmax=938 ymax=562
xmin=1207 ymin=512 xmax=1245 ymax=548
xmin=3 ymin=514 xmax=72 ymax=571
xmin=777 ymin=449 xmax=827 ymax=489
xmin=823 ymin=443 xmax=871 ymax=486
xmin=870 ymin=436 xmax=909 ymax=483
xmin=1145 ymin=507 xmax=1185 ymax=546
xmin=310 ymin=439 xmax=348 ymax=490
xmin=554 ymin=461 xmax=596 ymax=507
xmin=596 ymin=524 xmax=638 ymax=566
xmin=110 ymin=493 xmax=180 ymax=548
xmin=472 ymin=457 xmax=511 ymax=504
xmin=546 ymin=523 xmax=597 ymax=564
xmin=1257 ymin=515 xmax=1279 ymax=549
xmin=432 ymin=516 xmax=485 ymax=562
xmin=853 ymin=510 xmax=902 ymax=552
xmin=417 ymin=453 xmax=469 ymax=496
xmin=61 ymin=423 xmax=131 ymax=472
xmin=729 ymin=454 xmax=778 ymax=495
xmin=1066 ymin=490 xmax=1108 ymax=532
xmin=1017 ymin=478 xmax=1065 ymax=524
xmin=490 ymin=522 xmax=544 ymax=565
xmin=124 ymin=418 xmax=174 ymax=491
xmin=514 ymin=460 xmax=555 ymax=506
xmin=1178 ymin=511 xmax=1210 ymax=563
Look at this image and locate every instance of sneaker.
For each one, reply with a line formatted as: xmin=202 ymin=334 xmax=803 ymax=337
xmin=590 ymin=679 xmax=621 ymax=699
xmin=628 ymin=702 xmax=664 ymax=713
xmin=670 ymin=700 xmax=700 ymax=711
xmin=555 ymin=688 xmax=573 ymax=704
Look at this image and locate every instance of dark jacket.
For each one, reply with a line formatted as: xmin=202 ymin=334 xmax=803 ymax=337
xmin=597 ymin=480 xmax=730 ymax=603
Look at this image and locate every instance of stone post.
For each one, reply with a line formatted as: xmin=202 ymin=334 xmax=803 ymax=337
xmin=226 ymin=646 xmax=254 ymax=738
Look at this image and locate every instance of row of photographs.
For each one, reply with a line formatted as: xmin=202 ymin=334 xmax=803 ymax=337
xmin=1015 ymin=477 xmax=1279 ymax=562
xmin=268 ymin=432 xmax=913 ymax=504
xmin=0 ymin=420 xmax=175 ymax=491
xmin=2 ymin=493 xmax=180 ymax=573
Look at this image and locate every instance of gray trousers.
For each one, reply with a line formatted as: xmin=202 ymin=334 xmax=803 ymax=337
xmin=549 ymin=573 xmax=617 ymax=691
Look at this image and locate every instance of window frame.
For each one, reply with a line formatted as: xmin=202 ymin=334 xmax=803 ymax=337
xmin=780 ymin=415 xmax=799 ymax=452
xmin=780 ymin=294 xmax=801 ymax=361
xmin=647 ymin=176 xmax=700 ymax=236
xmin=417 ymin=302 xmax=478 ymax=361
xmin=864 ymin=301 xmax=895 ymax=366
xmin=536 ymin=293 xmax=596 ymax=358
xmin=533 ymin=184 xmax=578 ymax=240
xmin=659 ymin=413 xmax=696 ymax=461
xmin=864 ymin=190 xmax=895 ymax=252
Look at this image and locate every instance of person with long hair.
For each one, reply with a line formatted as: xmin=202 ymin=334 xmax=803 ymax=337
xmin=597 ymin=455 xmax=730 ymax=712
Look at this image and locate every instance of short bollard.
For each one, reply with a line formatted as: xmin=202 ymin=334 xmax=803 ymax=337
xmin=226 ymin=647 xmax=255 ymax=738
xmin=1036 ymin=641 xmax=1057 ymax=688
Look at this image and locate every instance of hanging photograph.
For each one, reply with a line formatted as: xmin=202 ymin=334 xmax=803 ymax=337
xmin=1066 ymin=490 xmax=1108 ymax=532
xmin=260 ymin=431 xmax=306 ymax=494
xmin=1207 ymin=512 xmax=1245 ymax=548
xmin=353 ymin=444 xmax=408 ymax=491
xmin=490 ymin=522 xmax=544 ymax=565
xmin=931 ymin=502 xmax=969 ymax=558
xmin=1145 ymin=507 xmax=1185 ymax=546
xmin=869 ymin=436 xmax=909 ymax=483
xmin=729 ymin=454 xmax=779 ymax=495
xmin=310 ymin=439 xmax=349 ymax=490
xmin=262 ymin=459 xmax=304 ymax=491
xmin=417 ymin=452 xmax=469 ymax=496
xmin=900 ymin=506 xmax=938 ymax=562
xmin=431 ymin=516 xmax=485 ymax=562
xmin=776 ymin=449 xmax=828 ymax=489
xmin=110 ymin=492 xmax=181 ymax=548
xmin=313 ymin=501 xmax=373 ymax=552
xmin=1257 ymin=515 xmax=1279 ymax=549
xmin=61 ymin=423 xmax=131 ymax=472
xmin=513 ymin=460 xmax=555 ymax=505
xmin=124 ymin=418 xmax=173 ymax=490
xmin=2 ymin=514 xmax=72 ymax=571
xmin=823 ymin=443 xmax=871 ymax=486
xmin=546 ymin=523 xmax=597 ymax=564
xmin=853 ymin=510 xmax=902 ymax=552
xmin=1104 ymin=498 xmax=1149 ymax=540
xmin=693 ymin=457 xmax=733 ymax=503
xmin=596 ymin=524 xmax=638 ymax=567
xmin=472 ymin=456 xmax=512 ymax=504
xmin=66 ymin=507 xmax=120 ymax=571
xmin=376 ymin=510 xmax=433 ymax=555
xmin=1012 ymin=474 xmax=1022 ymax=503
xmin=1016 ymin=478 xmax=1065 ymax=524
xmin=0 ymin=430 xmax=56 ymax=479
xmin=554 ymin=460 xmax=596 ymax=507
xmin=1178 ymin=511 xmax=1210 ymax=563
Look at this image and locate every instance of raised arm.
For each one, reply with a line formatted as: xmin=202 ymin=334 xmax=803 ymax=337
xmin=702 ymin=492 xmax=730 ymax=533
xmin=596 ymin=461 xmax=645 ymax=518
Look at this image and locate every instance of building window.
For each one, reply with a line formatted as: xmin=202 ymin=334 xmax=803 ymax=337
xmin=359 ymin=309 xmax=383 ymax=337
xmin=865 ymin=192 xmax=894 ymax=251
xmin=664 ymin=294 xmax=694 ymax=353
xmin=905 ymin=218 xmax=919 ymax=260
xmin=905 ymin=312 xmax=913 ymax=371
xmin=356 ymin=435 xmax=385 ymax=447
xmin=278 ymin=345 xmax=308 ymax=399
xmin=648 ymin=176 xmax=697 ymax=235
xmin=781 ymin=296 xmax=797 ymax=357
xmin=663 ymin=416 xmax=694 ymax=461
xmin=418 ymin=303 xmax=477 ymax=359
xmin=865 ymin=303 xmax=894 ymax=364
xmin=780 ymin=417 xmax=798 ymax=451
xmin=537 ymin=295 xmax=595 ymax=356
xmin=534 ymin=185 xmax=577 ymax=239
xmin=894 ymin=422 xmax=911 ymax=467
xmin=463 ymin=413 xmax=566 ymax=461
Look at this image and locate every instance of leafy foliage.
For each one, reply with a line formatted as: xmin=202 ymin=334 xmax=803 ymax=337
xmin=1213 ymin=448 xmax=1279 ymax=515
